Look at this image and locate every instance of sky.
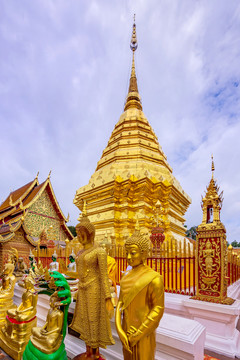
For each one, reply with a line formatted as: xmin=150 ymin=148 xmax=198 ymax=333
xmin=1 ymin=0 xmax=240 ymax=242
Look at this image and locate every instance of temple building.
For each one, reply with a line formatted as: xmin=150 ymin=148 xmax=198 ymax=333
xmin=0 ymin=173 xmax=73 ymax=270
xmin=74 ymin=21 xmax=191 ymax=245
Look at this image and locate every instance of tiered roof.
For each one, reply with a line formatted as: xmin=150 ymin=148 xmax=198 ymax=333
xmin=0 ymin=174 xmax=73 ymax=243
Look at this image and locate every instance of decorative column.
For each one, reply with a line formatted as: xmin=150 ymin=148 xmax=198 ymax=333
xmin=192 ymin=156 xmax=234 ymax=304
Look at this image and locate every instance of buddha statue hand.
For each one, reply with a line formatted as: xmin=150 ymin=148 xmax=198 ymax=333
xmin=115 ymin=301 xmax=132 ymax=354
xmin=127 ymin=326 xmax=142 ymax=347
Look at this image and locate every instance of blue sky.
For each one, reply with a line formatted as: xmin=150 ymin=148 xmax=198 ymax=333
xmin=1 ymin=1 xmax=240 ymax=242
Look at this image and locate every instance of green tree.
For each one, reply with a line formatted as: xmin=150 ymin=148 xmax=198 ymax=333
xmin=68 ymin=226 xmax=76 ymax=237
xmin=185 ymin=226 xmax=197 ymax=240
xmin=231 ymin=240 xmax=240 ymax=247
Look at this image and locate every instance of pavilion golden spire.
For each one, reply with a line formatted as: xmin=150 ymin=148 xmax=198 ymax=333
xmin=211 ymin=154 xmax=215 ymax=179
xmin=124 ymin=15 xmax=142 ymax=111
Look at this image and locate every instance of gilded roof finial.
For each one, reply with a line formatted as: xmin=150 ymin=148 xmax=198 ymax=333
xmin=124 ymin=15 xmax=142 ymax=111
xmin=211 ymin=154 xmax=215 ymax=179
xmin=130 ymin=14 xmax=138 ymax=52
xmin=48 ymin=170 xmax=52 ymax=179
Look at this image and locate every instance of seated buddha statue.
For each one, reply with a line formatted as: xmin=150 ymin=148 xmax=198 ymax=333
xmin=115 ymin=229 xmax=164 ymax=360
xmin=67 ymin=251 xmax=76 ymax=272
xmin=28 ymin=250 xmax=37 ymax=273
xmin=0 ymin=276 xmax=38 ymax=358
xmin=30 ymin=293 xmax=63 ymax=353
xmin=7 ymin=276 xmax=38 ymax=322
xmin=49 ymin=251 xmax=59 ymax=272
xmin=0 ymin=263 xmax=16 ymax=326
xmin=14 ymin=257 xmax=27 ymax=278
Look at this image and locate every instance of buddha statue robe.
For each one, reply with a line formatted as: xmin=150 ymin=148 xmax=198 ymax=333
xmin=70 ymin=246 xmax=114 ymax=348
xmin=119 ymin=264 xmax=164 ymax=360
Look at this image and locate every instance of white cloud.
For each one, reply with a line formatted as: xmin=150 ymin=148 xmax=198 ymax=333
xmin=0 ymin=0 xmax=240 ymax=242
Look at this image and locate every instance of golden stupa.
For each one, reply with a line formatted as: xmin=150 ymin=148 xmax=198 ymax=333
xmin=74 ymin=20 xmax=191 ymax=245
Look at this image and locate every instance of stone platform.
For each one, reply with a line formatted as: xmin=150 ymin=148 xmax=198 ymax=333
xmin=12 ymin=284 xmax=205 ymax=360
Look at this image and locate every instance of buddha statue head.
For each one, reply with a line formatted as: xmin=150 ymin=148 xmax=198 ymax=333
xmin=125 ymin=230 xmax=149 ymax=268
xmin=76 ymin=214 xmax=95 ymax=246
xmin=24 ymin=276 xmax=35 ymax=290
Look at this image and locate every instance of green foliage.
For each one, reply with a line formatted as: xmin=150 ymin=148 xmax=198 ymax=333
xmin=185 ymin=226 xmax=197 ymax=240
xmin=231 ymin=240 xmax=240 ymax=247
xmin=68 ymin=225 xmax=76 ymax=237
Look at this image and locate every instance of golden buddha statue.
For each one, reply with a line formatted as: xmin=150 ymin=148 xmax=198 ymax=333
xmin=8 ymin=276 xmax=37 ymax=321
xmin=30 ymin=293 xmax=63 ymax=354
xmin=115 ymin=230 xmax=164 ymax=360
xmin=0 ymin=262 xmax=16 ymax=327
xmin=70 ymin=212 xmax=115 ymax=359
xmin=0 ymin=276 xmax=38 ymax=360
xmin=14 ymin=257 xmax=27 ymax=278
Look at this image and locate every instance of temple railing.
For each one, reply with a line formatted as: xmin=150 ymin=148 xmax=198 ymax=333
xmin=227 ymin=248 xmax=240 ymax=286
xmin=32 ymin=240 xmax=240 ymax=296
xmin=109 ymin=239 xmax=196 ymax=296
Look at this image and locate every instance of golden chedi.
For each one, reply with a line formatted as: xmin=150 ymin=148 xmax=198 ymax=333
xmin=70 ymin=208 xmax=114 ymax=360
xmin=74 ymin=19 xmax=191 ymax=245
xmin=115 ymin=228 xmax=164 ymax=360
xmin=0 ymin=276 xmax=38 ymax=360
xmin=0 ymin=261 xmax=16 ymax=327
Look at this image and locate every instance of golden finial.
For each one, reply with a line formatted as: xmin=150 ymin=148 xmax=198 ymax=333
xmin=211 ymin=154 xmax=215 ymax=178
xmin=130 ymin=14 xmax=138 ymax=52
xmin=9 ymin=194 xmax=13 ymax=206
xmin=124 ymin=15 xmax=142 ymax=111
xmin=78 ymin=200 xmax=87 ymax=220
xmin=19 ymin=199 xmax=24 ymax=210
xmin=66 ymin=213 xmax=70 ymax=222
xmin=48 ymin=170 xmax=52 ymax=179
xmin=35 ymin=171 xmax=39 ymax=179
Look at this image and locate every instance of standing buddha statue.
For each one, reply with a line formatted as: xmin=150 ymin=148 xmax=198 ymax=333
xmin=70 ymin=211 xmax=115 ymax=359
xmin=115 ymin=229 xmax=164 ymax=360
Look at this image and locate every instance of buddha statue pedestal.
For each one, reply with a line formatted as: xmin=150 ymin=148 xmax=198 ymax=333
xmin=0 ymin=315 xmax=37 ymax=360
xmin=0 ymin=299 xmax=15 ymax=328
xmin=72 ymin=347 xmax=106 ymax=360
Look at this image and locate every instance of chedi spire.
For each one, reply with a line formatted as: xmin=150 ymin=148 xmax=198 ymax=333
xmin=124 ymin=15 xmax=142 ymax=111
